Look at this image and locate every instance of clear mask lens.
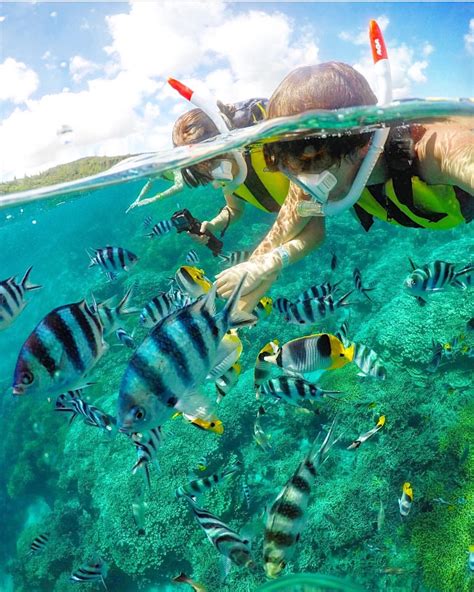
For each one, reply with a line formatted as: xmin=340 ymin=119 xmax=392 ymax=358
xmin=210 ymin=160 xmax=234 ymax=183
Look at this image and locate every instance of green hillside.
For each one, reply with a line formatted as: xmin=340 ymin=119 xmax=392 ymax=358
xmin=0 ymin=155 xmax=131 ymax=195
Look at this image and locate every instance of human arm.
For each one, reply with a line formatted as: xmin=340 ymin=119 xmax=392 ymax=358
xmin=415 ymin=125 xmax=474 ymax=194
xmin=126 ymin=172 xmax=185 ymax=212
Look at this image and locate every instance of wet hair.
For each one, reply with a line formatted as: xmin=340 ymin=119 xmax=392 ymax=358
xmin=172 ymin=108 xmax=226 ymax=187
xmin=263 ymin=62 xmax=378 ymax=172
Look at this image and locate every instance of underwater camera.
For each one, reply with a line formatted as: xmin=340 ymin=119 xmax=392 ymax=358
xmin=171 ymin=208 xmax=223 ymax=256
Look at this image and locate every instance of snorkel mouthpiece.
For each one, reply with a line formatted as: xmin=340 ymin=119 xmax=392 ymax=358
xmin=293 ymin=170 xmax=338 ymax=217
xmin=167 ymin=77 xmax=247 ymax=193
xmin=296 ymin=19 xmax=392 ymax=218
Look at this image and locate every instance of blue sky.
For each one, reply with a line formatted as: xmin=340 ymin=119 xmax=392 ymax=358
xmin=0 ymin=1 xmax=473 ymax=180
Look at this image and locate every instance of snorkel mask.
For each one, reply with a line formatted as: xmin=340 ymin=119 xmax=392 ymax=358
xmin=294 ymin=20 xmax=392 ymax=218
xmin=168 ymin=78 xmax=248 ymax=195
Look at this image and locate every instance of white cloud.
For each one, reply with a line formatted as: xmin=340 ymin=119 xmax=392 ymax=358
xmin=69 ymin=55 xmax=100 ymax=83
xmin=354 ymin=43 xmax=431 ymax=99
xmin=465 ymin=19 xmax=474 ymax=55
xmin=422 ymin=42 xmax=434 ymax=57
xmin=50 ymin=11 xmax=57 ymax=18
xmin=0 ymin=16 xmax=6 ymax=23
xmin=0 ymin=0 xmax=322 ymax=180
xmin=0 ymin=58 xmax=39 ymax=103
xmin=339 ymin=15 xmax=389 ymax=46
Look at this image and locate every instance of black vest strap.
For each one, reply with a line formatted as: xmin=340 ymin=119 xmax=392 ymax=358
xmin=353 ymin=203 xmax=374 ymax=232
xmin=454 ymin=186 xmax=474 ymax=223
xmin=367 ymin=183 xmax=424 ymax=228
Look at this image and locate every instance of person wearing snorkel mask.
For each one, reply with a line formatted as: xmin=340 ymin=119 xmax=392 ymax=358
xmin=131 ymin=99 xmax=290 ymax=241
xmin=214 ymin=62 xmax=473 ymax=309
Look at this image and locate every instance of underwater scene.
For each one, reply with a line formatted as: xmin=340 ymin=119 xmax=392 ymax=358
xmin=1 ymin=3 xmax=473 ymax=592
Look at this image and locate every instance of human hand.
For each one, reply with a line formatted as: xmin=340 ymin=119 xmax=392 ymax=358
xmin=215 ymin=253 xmax=281 ymax=299
xmin=186 ymin=221 xmax=214 ymax=245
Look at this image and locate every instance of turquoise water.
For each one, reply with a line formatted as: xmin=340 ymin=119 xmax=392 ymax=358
xmin=0 ymin=106 xmax=473 ymax=592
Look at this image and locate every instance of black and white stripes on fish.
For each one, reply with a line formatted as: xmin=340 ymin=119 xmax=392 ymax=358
xmin=185 ymin=249 xmax=200 ymax=264
xmin=260 ymin=376 xmax=342 ymax=407
xmin=98 ymin=287 xmax=137 ymax=335
xmin=296 ymin=281 xmax=340 ymax=302
xmin=183 ymin=495 xmax=256 ymax=570
xmin=284 ymin=291 xmax=353 ymax=325
xmin=118 ymin=275 xmax=255 ymax=433
xmin=353 ymin=268 xmax=375 ymax=302
xmin=131 ymin=427 xmax=163 ymax=487
xmin=57 ymin=394 xmax=117 ymax=432
xmin=352 ymin=342 xmax=387 ymax=379
xmin=176 ymin=461 xmax=241 ymax=498
xmin=145 ymin=220 xmax=173 ymax=238
xmin=13 ymin=299 xmax=107 ymax=397
xmin=263 ymin=419 xmax=338 ymax=578
xmin=218 ymin=250 xmax=252 ymax=267
xmin=70 ymin=557 xmax=109 ymax=590
xmin=0 ymin=266 xmax=42 ymax=330
xmin=273 ymin=297 xmax=292 ymax=315
xmin=404 ymin=259 xmax=473 ymax=304
xmin=27 ymin=533 xmax=49 ymax=556
xmin=140 ymin=292 xmax=176 ymax=328
xmin=88 ymin=246 xmax=138 ymax=276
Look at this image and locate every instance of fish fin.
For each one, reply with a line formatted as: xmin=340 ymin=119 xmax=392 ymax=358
xmin=207 ymin=350 xmax=240 ymax=380
xmin=309 ymin=415 xmax=338 ymax=467
xmin=174 ymin=392 xmax=216 ymax=424
xmin=451 ymin=279 xmax=467 ymax=290
xmin=454 ymin=262 xmax=473 ymax=278
xmin=219 ymin=555 xmax=232 ymax=583
xmin=86 ymin=248 xmax=96 ymax=267
xmin=20 ymin=265 xmax=42 ymax=291
xmin=336 ymin=290 xmax=353 ymax=307
xmin=222 ymin=274 xmax=257 ymax=329
xmin=362 ymin=288 xmax=375 ymax=302
xmin=101 ymin=575 xmax=109 ymax=592
xmin=408 ymin=258 xmax=417 ymax=271
xmin=415 ymin=296 xmax=427 ymax=306
xmin=116 ymin=285 xmax=140 ymax=316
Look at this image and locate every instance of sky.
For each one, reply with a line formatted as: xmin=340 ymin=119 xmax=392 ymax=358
xmin=0 ymin=1 xmax=473 ymax=181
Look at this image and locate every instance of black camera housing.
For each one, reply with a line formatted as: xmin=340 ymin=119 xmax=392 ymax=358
xmin=171 ymin=209 xmax=223 ymax=257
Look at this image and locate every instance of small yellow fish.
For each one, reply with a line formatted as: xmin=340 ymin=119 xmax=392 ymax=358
xmin=172 ymin=412 xmax=224 ymax=435
xmin=255 ymin=296 xmax=273 ymax=318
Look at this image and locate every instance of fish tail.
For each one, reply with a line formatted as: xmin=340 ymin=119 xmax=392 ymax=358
xmin=455 ymin=262 xmax=473 ymax=278
xmin=309 ymin=416 xmax=339 ymax=468
xmin=221 ymin=274 xmax=257 ymax=329
xmin=336 ymin=290 xmax=353 ymax=307
xmin=86 ymin=248 xmax=97 ymax=267
xmin=117 ymin=286 xmax=140 ymax=316
xmin=101 ymin=575 xmax=109 ymax=592
xmin=223 ymin=460 xmax=242 ymax=478
xmin=20 ymin=265 xmax=42 ymax=291
xmin=362 ymin=287 xmax=375 ymax=301
xmin=321 ymin=389 xmax=345 ymax=400
xmin=145 ymin=232 xmax=155 ymax=239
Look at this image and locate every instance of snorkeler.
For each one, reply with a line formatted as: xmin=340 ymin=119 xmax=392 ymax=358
xmin=214 ymin=23 xmax=473 ymax=310
xmin=129 ymin=90 xmax=289 ymax=242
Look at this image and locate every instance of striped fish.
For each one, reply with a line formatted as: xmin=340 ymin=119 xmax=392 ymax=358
xmin=335 ymin=319 xmax=350 ymax=348
xmin=273 ymin=297 xmax=292 ymax=315
xmin=88 ymin=246 xmax=138 ymax=279
xmin=143 ymin=215 xmax=153 ymax=228
xmin=176 ymin=461 xmax=241 ymax=498
xmin=70 ymin=556 xmax=108 ymax=590
xmin=353 ymin=268 xmax=374 ymax=302
xmin=254 ymin=340 xmax=280 ymax=396
xmin=130 ymin=427 xmax=163 ymax=487
xmin=253 ymin=406 xmax=272 ymax=452
xmin=27 ymin=533 xmax=49 ymax=556
xmin=330 ymin=252 xmax=337 ymax=271
xmin=54 ymin=387 xmax=89 ymax=412
xmin=118 ymin=276 xmax=255 ymax=433
xmin=264 ymin=334 xmax=354 ymax=377
xmin=427 ymin=339 xmax=443 ymax=373
xmin=0 ymin=266 xmax=42 ymax=330
xmin=140 ymin=292 xmax=176 ymax=329
xmin=242 ymin=480 xmax=251 ymax=509
xmin=183 ymin=495 xmax=256 ymax=570
xmin=175 ymin=266 xmax=212 ymax=298
xmin=285 ymin=291 xmax=352 ymax=325
xmin=260 ymin=376 xmax=342 ymax=407
xmin=145 ymin=219 xmax=173 ymax=238
xmin=263 ymin=419 xmax=337 ymax=578
xmin=115 ymin=328 xmax=135 ymax=349
xmin=12 ymin=299 xmax=107 ymax=397
xmin=347 ymin=416 xmax=385 ymax=449
xmin=404 ymin=259 xmax=473 ymax=305
xmin=186 ymin=249 xmax=200 ymax=264
xmin=98 ymin=287 xmax=137 ymax=335
xmin=168 ymin=289 xmax=194 ymax=309
xmin=218 ymin=250 xmax=252 ymax=266
xmin=60 ymin=397 xmax=117 ymax=432
xmin=352 ymin=343 xmax=387 ymax=379
xmin=296 ymin=281 xmax=340 ymax=302
xmin=215 ymin=362 xmax=241 ymax=403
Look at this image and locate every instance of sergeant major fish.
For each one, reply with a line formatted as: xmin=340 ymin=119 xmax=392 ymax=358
xmin=70 ymin=556 xmax=108 ymax=590
xmin=186 ymin=249 xmax=200 ymax=264
xmin=404 ymin=259 xmax=473 ymax=305
xmin=296 ymin=281 xmax=340 ymax=302
xmin=183 ymin=495 xmax=256 ymax=571
xmin=13 ymin=299 xmax=107 ymax=397
xmin=352 ymin=343 xmax=387 ymax=380
xmin=115 ymin=328 xmax=136 ymax=349
xmin=260 ymin=376 xmax=342 ymax=408
xmin=57 ymin=395 xmax=117 ymax=433
xmin=218 ymin=250 xmax=252 ymax=266
xmin=140 ymin=291 xmax=176 ymax=329
xmin=130 ymin=427 xmax=163 ymax=487
xmin=0 ymin=266 xmax=42 ymax=330
xmin=88 ymin=246 xmax=138 ymax=281
xmin=284 ymin=291 xmax=352 ymax=325
xmin=263 ymin=419 xmax=338 ymax=578
xmin=27 ymin=533 xmax=49 ymax=557
xmin=117 ymin=277 xmax=255 ymax=432
xmin=353 ymin=268 xmax=375 ymax=302
xmin=145 ymin=219 xmax=173 ymax=238
xmin=176 ymin=460 xmax=241 ymax=498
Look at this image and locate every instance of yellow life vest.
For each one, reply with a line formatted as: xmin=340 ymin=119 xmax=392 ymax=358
xmin=353 ymin=125 xmax=472 ymax=231
xmin=232 ymin=147 xmax=289 ymax=213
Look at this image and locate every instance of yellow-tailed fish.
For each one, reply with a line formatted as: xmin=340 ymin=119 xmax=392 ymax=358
xmin=347 ymin=415 xmax=386 ymax=450
xmin=172 ymin=572 xmax=207 ymax=592
xmin=254 ymin=296 xmax=273 ymax=320
xmin=174 ymin=411 xmax=224 ymax=435
xmin=175 ymin=266 xmax=212 ymax=298
xmin=398 ymin=482 xmax=413 ymax=517
xmin=254 ymin=339 xmax=280 ymax=396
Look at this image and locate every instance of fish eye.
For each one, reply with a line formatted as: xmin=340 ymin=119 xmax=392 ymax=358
xmin=210 ymin=422 xmax=216 ymax=427
xmin=339 ymin=353 xmax=345 ymax=357
xmin=20 ymin=371 xmax=34 ymax=385
xmin=132 ymin=406 xmax=146 ymax=421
